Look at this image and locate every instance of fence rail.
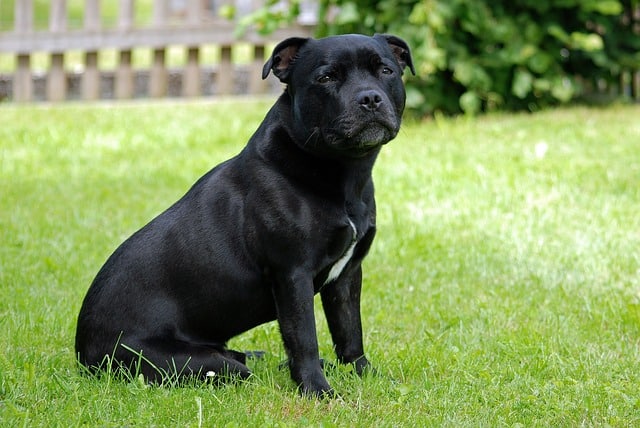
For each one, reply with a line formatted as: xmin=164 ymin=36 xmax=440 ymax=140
xmin=0 ymin=0 xmax=315 ymax=102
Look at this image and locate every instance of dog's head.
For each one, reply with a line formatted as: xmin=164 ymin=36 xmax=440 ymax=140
xmin=263 ymin=34 xmax=415 ymax=159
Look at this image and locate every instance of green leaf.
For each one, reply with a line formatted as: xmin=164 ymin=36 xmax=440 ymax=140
xmin=454 ymin=61 xmax=492 ymax=91
xmin=218 ymin=5 xmax=236 ymax=20
xmin=527 ymin=51 xmax=553 ymax=74
xmin=519 ymin=44 xmax=538 ymax=62
xmin=408 ymin=2 xmax=428 ymax=25
xmin=335 ymin=2 xmax=360 ymax=25
xmin=547 ymin=24 xmax=569 ymax=43
xmin=454 ymin=61 xmax=475 ymax=86
xmin=405 ymin=86 xmax=426 ymax=110
xmin=533 ymin=78 xmax=552 ymax=92
xmin=570 ymin=32 xmax=604 ymax=51
xmin=460 ymin=91 xmax=481 ymax=115
xmin=551 ymin=77 xmax=575 ymax=102
xmin=512 ymin=68 xmax=533 ymax=99
xmin=586 ymin=0 xmax=623 ymax=15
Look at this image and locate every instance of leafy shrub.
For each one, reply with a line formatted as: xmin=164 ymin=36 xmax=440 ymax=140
xmin=242 ymin=0 xmax=640 ymax=115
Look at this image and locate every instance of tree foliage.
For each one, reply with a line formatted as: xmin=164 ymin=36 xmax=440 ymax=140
xmin=242 ymin=0 xmax=640 ymax=115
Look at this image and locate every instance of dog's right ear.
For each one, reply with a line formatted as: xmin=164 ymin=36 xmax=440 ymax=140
xmin=262 ymin=37 xmax=309 ymax=82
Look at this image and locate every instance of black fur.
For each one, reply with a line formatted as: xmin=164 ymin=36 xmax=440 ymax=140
xmin=76 ymin=34 xmax=413 ymax=397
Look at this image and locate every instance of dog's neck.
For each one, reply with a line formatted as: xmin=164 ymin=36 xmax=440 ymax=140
xmin=248 ymin=99 xmax=380 ymax=201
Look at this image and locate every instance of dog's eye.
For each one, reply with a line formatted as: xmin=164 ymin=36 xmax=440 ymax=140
xmin=317 ymin=74 xmax=335 ymax=83
xmin=381 ymin=67 xmax=393 ymax=75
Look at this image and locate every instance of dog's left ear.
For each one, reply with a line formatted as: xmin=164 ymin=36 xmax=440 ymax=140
xmin=374 ymin=34 xmax=416 ymax=76
xmin=262 ymin=37 xmax=309 ymax=82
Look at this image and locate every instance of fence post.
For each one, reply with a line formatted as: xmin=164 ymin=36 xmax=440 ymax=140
xmin=249 ymin=45 xmax=266 ymax=94
xmin=116 ymin=0 xmax=134 ymax=99
xmin=218 ymin=46 xmax=233 ymax=95
xmin=13 ymin=0 xmax=33 ymax=102
xmin=150 ymin=0 xmax=169 ymax=98
xmin=247 ymin=0 xmax=268 ymax=95
xmin=184 ymin=48 xmax=201 ymax=97
xmin=48 ymin=0 xmax=68 ymax=102
xmin=83 ymin=0 xmax=101 ymax=101
xmin=183 ymin=0 xmax=203 ymax=97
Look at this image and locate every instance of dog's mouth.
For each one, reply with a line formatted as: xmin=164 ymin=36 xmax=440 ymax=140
xmin=335 ymin=121 xmax=397 ymax=155
xmin=351 ymin=123 xmax=395 ymax=147
xmin=313 ymin=114 xmax=400 ymax=158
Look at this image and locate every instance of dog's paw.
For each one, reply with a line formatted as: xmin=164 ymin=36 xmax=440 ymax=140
xmin=293 ymin=366 xmax=336 ymax=399
xmin=299 ymin=382 xmax=337 ymax=400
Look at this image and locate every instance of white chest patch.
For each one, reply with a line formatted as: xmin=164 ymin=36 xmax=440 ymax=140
xmin=324 ymin=219 xmax=358 ymax=285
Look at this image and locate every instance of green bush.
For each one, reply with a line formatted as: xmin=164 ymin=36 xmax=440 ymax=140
xmin=245 ymin=0 xmax=640 ymax=115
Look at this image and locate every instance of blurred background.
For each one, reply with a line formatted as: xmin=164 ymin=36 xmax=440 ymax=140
xmin=0 ymin=0 xmax=638 ymax=115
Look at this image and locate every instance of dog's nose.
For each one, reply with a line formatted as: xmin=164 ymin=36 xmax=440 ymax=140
xmin=357 ymin=90 xmax=383 ymax=111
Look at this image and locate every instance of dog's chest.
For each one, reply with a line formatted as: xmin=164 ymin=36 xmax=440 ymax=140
xmin=323 ymin=219 xmax=358 ymax=285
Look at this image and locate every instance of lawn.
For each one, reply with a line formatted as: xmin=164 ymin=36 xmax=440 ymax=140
xmin=1 ymin=101 xmax=639 ymax=426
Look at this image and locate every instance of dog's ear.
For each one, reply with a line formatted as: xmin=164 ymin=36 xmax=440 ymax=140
xmin=262 ymin=37 xmax=309 ymax=82
xmin=374 ymin=34 xmax=416 ymax=76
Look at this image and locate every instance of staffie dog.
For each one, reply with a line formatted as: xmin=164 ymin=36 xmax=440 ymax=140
xmin=75 ymin=33 xmax=414 ymax=397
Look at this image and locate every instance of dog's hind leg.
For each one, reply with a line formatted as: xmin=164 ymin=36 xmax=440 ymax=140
xmin=113 ymin=338 xmax=252 ymax=384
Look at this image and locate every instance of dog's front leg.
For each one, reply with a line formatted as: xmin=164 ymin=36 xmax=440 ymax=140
xmin=321 ymin=265 xmax=371 ymax=375
xmin=272 ymin=270 xmax=333 ymax=397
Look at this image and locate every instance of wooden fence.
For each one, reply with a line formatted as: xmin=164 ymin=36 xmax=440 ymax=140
xmin=0 ymin=0 xmax=315 ymax=102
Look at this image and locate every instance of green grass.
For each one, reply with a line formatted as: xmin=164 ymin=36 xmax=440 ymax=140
xmin=1 ymin=101 xmax=639 ymax=426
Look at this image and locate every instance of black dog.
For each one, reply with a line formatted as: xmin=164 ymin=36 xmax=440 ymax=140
xmin=76 ymin=34 xmax=414 ymax=396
